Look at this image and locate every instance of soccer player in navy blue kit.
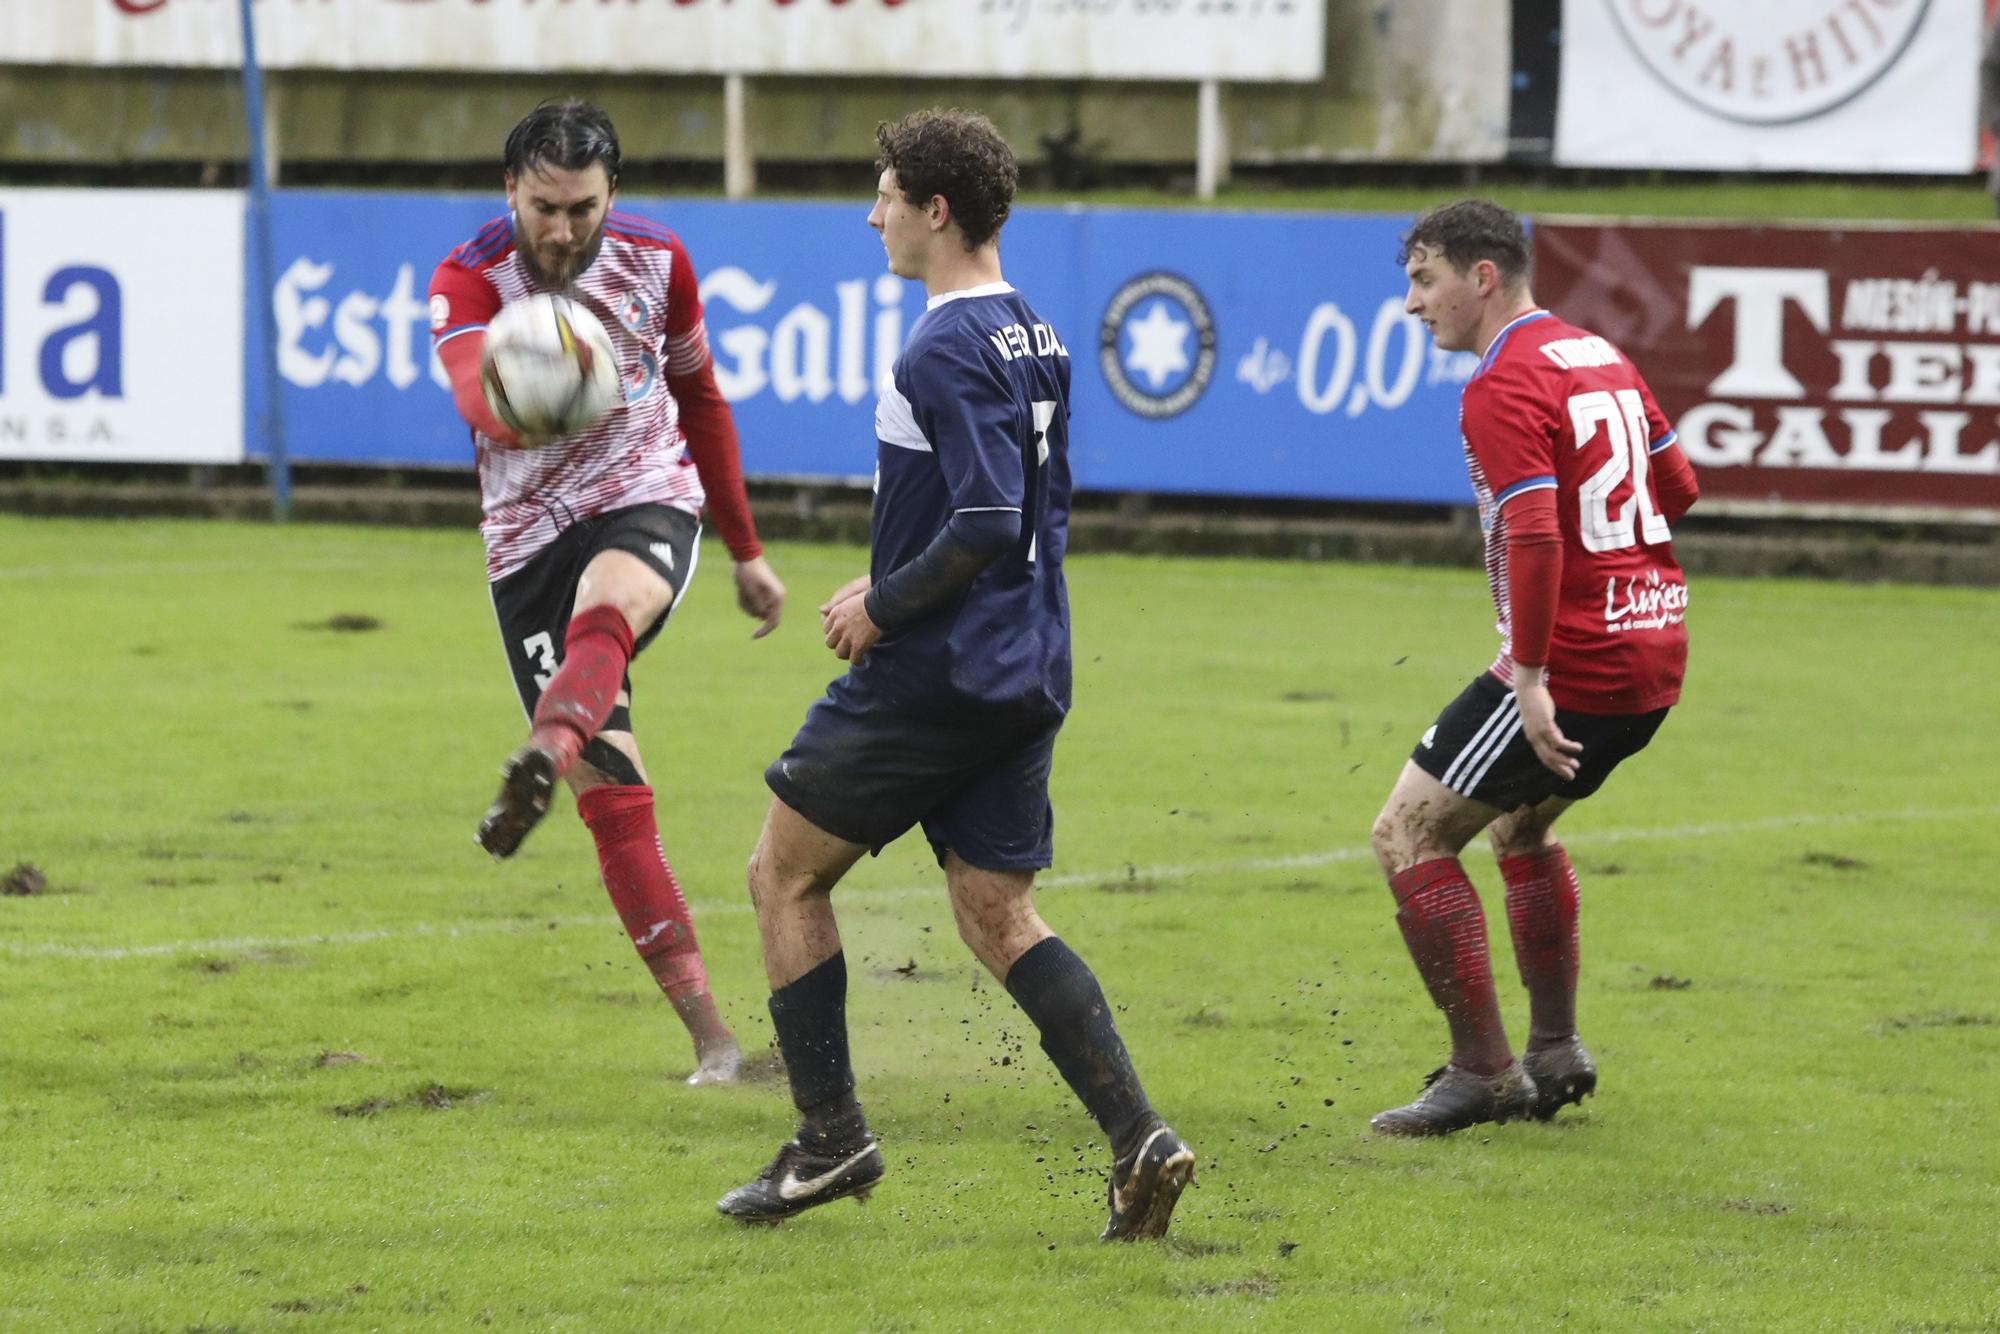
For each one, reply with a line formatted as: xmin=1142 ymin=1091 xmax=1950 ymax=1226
xmin=717 ymin=110 xmax=1194 ymax=1240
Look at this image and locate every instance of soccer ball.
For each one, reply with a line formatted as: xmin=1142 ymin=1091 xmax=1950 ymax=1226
xmin=479 ymin=293 xmax=621 ymax=442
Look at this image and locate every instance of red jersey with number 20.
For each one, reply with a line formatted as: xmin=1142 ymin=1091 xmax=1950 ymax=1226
xmin=1460 ymin=309 xmax=1688 ymax=715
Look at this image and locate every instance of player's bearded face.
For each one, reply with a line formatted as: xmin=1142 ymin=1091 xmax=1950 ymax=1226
xmin=1403 ymin=246 xmax=1480 ymax=353
xmin=507 ymin=162 xmax=615 ymax=289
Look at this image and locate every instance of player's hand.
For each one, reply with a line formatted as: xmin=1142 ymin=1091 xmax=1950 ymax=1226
xmin=823 ymin=589 xmax=882 ymax=663
xmin=1513 ymin=670 xmax=1582 ymax=781
xmin=733 ymin=556 xmax=785 ymax=639
xmin=819 ymin=575 xmax=872 ymax=626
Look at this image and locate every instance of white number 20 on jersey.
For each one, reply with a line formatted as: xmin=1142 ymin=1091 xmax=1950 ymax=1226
xmin=1567 ymin=389 xmax=1670 ymax=554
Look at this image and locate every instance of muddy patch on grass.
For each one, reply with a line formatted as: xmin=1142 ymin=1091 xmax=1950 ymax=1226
xmin=1724 ymin=1198 xmax=1789 ymax=1216
xmin=331 ymin=1082 xmax=487 ymax=1117
xmin=297 ymin=613 xmax=383 ymax=633
xmin=733 ymin=1046 xmax=788 ymax=1084
xmin=311 ymin=1050 xmax=375 ymax=1068
xmin=1164 ymin=1236 xmax=1242 ymax=1258
xmin=1648 ymin=974 xmax=1693 ymax=990
xmin=2 ymin=862 xmax=48 ymax=896
xmin=1182 ymin=1276 xmax=1279 ymax=1300
xmin=1801 ymin=850 xmax=1867 ymax=871
xmin=1180 ymin=1006 xmax=1228 ymax=1028
xmin=143 ymin=874 xmax=219 ymax=889
xmin=1877 ymin=1010 xmax=1997 ymax=1033
xmin=1281 ymin=689 xmax=1340 ymax=703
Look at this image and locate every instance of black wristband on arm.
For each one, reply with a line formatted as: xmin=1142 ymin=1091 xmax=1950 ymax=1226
xmin=862 ymin=508 xmax=1022 ymax=632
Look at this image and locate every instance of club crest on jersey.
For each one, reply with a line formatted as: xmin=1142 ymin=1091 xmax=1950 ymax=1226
xmin=624 ymin=349 xmax=656 ymax=405
xmin=617 ymin=292 xmax=651 ymax=334
xmin=1099 ymin=271 xmax=1218 ymax=420
xmin=429 ymin=294 xmax=450 ymax=331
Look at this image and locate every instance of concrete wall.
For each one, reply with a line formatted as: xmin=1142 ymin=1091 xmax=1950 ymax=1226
xmin=0 ymin=2 xmax=1509 ymax=175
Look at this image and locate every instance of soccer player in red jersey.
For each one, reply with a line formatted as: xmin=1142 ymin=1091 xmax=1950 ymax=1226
xmin=1368 ymin=200 xmax=1701 ymax=1136
xmin=427 ymin=100 xmax=787 ymax=1085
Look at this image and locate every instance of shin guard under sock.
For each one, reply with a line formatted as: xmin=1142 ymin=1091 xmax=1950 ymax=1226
xmin=529 ymin=605 xmax=635 ymax=776
xmin=577 ymin=784 xmax=714 ymax=1005
xmin=1390 ymin=858 xmax=1513 ymax=1076
xmin=1499 ymin=843 xmax=1582 ymax=1045
xmin=1004 ymin=937 xmax=1159 ymax=1160
xmin=768 ymin=952 xmax=866 ymax=1146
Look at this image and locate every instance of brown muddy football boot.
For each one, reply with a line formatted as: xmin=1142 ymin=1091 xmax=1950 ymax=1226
xmin=1522 ymin=1035 xmax=1597 ymax=1121
xmin=1371 ymin=1061 xmax=1539 ymax=1137
xmin=475 ymin=743 xmax=557 ymax=860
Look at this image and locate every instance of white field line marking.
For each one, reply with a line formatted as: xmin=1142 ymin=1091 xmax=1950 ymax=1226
xmin=6 ymin=803 xmax=1991 ymax=964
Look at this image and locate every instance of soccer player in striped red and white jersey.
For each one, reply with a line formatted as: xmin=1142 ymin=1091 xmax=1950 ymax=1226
xmin=427 ymin=100 xmax=785 ymax=1085
xmin=1367 ymin=200 xmax=1700 ymax=1136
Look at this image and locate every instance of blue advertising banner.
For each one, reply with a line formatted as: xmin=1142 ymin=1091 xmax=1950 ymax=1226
xmin=252 ymin=192 xmax=1478 ymax=505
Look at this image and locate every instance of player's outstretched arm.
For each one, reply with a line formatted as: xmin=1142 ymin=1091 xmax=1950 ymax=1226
xmin=434 ymin=332 xmax=524 ymax=446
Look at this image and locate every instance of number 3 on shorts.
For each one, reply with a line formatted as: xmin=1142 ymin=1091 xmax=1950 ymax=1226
xmin=522 ymin=631 xmax=558 ymax=690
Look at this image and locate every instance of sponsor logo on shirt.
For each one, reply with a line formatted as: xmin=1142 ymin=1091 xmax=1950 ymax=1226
xmin=1603 ymin=568 xmax=1689 ymax=633
xmin=1099 ymin=271 xmax=1218 ymax=420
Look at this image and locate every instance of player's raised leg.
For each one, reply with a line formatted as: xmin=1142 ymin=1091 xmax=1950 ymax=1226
xmin=717 ymin=797 xmax=880 ymax=1223
xmin=946 ymin=856 xmax=1194 ymax=1240
xmin=1368 ymin=761 xmax=1537 ymax=1136
xmin=478 ymin=548 xmax=664 ymax=858
xmin=1489 ymin=796 xmax=1596 ymax=1120
xmin=569 ymin=727 xmax=741 ymax=1085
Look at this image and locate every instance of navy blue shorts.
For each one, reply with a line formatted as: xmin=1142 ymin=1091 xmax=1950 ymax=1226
xmin=765 ymin=674 xmax=1063 ymax=872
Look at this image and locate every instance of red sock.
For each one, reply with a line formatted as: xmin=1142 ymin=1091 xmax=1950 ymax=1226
xmin=529 ymin=605 xmax=635 ymax=776
xmin=576 ymin=785 xmax=731 ymax=1051
xmin=1390 ymin=858 xmax=1513 ymax=1076
xmin=1499 ymin=843 xmax=1581 ymax=1045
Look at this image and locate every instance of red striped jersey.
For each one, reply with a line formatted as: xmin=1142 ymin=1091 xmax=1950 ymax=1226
xmin=1460 ymin=309 xmax=1688 ymax=714
xmin=429 ymin=211 xmax=712 ymax=580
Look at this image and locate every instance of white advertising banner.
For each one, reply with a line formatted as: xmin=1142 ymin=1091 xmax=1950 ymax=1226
xmin=0 ymin=190 xmax=245 ymax=464
xmin=5 ymin=0 xmax=1326 ymax=82
xmin=1556 ymin=0 xmax=1981 ymax=172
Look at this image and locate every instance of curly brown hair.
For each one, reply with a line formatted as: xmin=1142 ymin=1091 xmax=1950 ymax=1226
xmin=875 ymin=109 xmax=1018 ymax=250
xmin=1397 ymin=199 xmax=1531 ymax=287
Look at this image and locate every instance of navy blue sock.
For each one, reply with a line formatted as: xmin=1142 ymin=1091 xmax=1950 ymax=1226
xmin=1004 ymin=937 xmax=1160 ymax=1160
xmin=767 ymin=951 xmax=866 ymax=1146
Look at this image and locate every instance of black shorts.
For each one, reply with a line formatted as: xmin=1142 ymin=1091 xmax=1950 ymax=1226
xmin=765 ymin=673 xmax=1063 ymax=872
xmin=1411 ymin=673 xmax=1669 ymax=812
xmin=487 ymin=502 xmax=701 ymax=722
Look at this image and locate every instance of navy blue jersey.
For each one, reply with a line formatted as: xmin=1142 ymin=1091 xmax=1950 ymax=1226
xmin=862 ymin=283 xmax=1073 ymax=714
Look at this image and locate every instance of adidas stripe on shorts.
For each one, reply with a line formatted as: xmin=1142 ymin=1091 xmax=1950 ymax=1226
xmin=1410 ymin=673 xmax=1669 ymax=811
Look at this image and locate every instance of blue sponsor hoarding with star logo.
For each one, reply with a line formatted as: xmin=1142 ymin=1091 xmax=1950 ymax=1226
xmin=247 ymin=193 xmax=1478 ymax=505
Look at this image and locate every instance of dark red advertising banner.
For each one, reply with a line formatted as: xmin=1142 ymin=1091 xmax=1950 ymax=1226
xmin=1535 ymin=223 xmax=2000 ymax=513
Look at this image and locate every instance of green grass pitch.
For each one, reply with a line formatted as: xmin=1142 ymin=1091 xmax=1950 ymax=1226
xmin=2 ymin=515 xmax=1996 ymax=1330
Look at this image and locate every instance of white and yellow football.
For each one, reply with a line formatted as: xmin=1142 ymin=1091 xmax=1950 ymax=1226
xmin=479 ymin=293 xmax=621 ymax=442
